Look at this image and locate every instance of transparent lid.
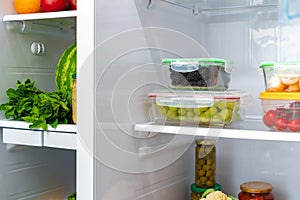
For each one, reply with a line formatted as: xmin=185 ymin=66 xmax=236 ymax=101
xmin=162 ymin=58 xmax=233 ymax=73
xmin=148 ymin=90 xmax=243 ymax=108
xmin=260 ymin=62 xmax=300 ymax=75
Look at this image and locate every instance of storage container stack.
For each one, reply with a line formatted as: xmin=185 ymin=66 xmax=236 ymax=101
xmin=259 ymin=62 xmax=300 ymax=132
xmin=148 ymin=58 xmax=251 ymax=127
xmin=147 ymin=58 xmax=251 ymax=200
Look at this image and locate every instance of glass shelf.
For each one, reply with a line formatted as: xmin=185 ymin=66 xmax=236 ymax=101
xmin=148 ymin=0 xmax=278 ymax=16
xmin=134 ymin=118 xmax=300 ymax=142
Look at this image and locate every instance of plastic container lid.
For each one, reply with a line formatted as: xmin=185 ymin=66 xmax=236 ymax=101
xmin=162 ymin=58 xmax=233 ymax=73
xmin=259 ymin=92 xmax=300 ymax=100
xmin=148 ymin=90 xmax=241 ymax=108
xmin=240 ymin=181 xmax=273 ymax=194
xmin=260 ymin=62 xmax=300 ymax=75
xmin=191 ymin=183 xmax=222 ymax=193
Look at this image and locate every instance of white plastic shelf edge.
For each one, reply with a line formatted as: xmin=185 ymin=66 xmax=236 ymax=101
xmin=3 ymin=10 xmax=77 ymax=22
xmin=134 ymin=121 xmax=300 ymax=142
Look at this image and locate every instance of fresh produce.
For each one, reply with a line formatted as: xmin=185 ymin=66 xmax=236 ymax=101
xmin=68 ymin=0 xmax=76 ymax=10
xmin=157 ymin=100 xmax=241 ymax=126
xmin=0 ymin=79 xmax=73 ymax=130
xmin=200 ymin=190 xmax=237 ymax=200
xmin=262 ymin=101 xmax=300 ymax=132
xmin=40 ymin=0 xmax=68 ymax=12
xmin=67 ymin=192 xmax=76 ymax=200
xmin=56 ymin=43 xmax=76 ymax=96
xmin=14 ymin=0 xmax=40 ymax=14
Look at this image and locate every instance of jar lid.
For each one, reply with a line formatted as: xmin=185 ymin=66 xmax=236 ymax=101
xmin=191 ymin=183 xmax=222 ymax=193
xmin=259 ymin=92 xmax=300 ymax=100
xmin=240 ymin=181 xmax=273 ymax=194
xmin=195 ymin=139 xmax=216 ymax=145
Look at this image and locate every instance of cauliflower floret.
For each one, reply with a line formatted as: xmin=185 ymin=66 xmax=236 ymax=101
xmin=200 ymin=191 xmax=232 ymax=200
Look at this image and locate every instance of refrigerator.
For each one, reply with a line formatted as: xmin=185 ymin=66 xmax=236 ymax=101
xmin=1 ymin=0 xmax=300 ymax=199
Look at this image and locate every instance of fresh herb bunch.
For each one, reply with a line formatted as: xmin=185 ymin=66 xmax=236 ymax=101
xmin=0 ymin=79 xmax=73 ymax=130
xmin=67 ymin=192 xmax=76 ymax=200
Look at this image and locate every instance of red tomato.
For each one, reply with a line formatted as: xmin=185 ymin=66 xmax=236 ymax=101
xmin=41 ymin=0 xmax=68 ymax=12
xmin=263 ymin=110 xmax=277 ymax=127
xmin=68 ymin=0 xmax=76 ymax=10
xmin=274 ymin=117 xmax=288 ymax=130
xmin=288 ymin=118 xmax=300 ymax=132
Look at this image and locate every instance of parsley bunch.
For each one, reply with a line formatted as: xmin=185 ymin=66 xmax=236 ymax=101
xmin=0 ymin=79 xmax=73 ymax=130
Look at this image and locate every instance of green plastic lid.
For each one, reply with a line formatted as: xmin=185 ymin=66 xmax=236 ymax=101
xmin=260 ymin=61 xmax=300 ymax=68
xmin=162 ymin=58 xmax=228 ymax=67
xmin=191 ymin=183 xmax=222 ymax=193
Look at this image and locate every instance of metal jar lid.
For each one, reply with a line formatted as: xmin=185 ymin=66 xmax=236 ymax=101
xmin=240 ymin=181 xmax=273 ymax=194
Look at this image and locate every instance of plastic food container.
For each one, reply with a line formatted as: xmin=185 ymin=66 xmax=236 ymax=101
xmin=259 ymin=92 xmax=300 ymax=132
xmin=162 ymin=58 xmax=233 ymax=90
xmin=190 ymin=183 xmax=222 ymax=200
xmin=148 ymin=90 xmax=250 ymax=127
xmin=238 ymin=181 xmax=275 ymax=200
xmin=259 ymin=62 xmax=300 ymax=92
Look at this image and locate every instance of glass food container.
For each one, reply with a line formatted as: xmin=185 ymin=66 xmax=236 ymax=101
xmin=148 ymin=90 xmax=247 ymax=127
xmin=190 ymin=183 xmax=222 ymax=200
xmin=72 ymin=73 xmax=77 ymax=124
xmin=259 ymin=62 xmax=300 ymax=92
xmin=259 ymin=92 xmax=300 ymax=132
xmin=162 ymin=58 xmax=233 ymax=90
xmin=195 ymin=139 xmax=216 ymax=188
xmin=238 ymin=181 xmax=275 ymax=200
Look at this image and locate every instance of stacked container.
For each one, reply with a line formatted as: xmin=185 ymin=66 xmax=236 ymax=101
xmin=148 ymin=58 xmax=251 ymax=127
xmin=259 ymin=62 xmax=300 ymax=132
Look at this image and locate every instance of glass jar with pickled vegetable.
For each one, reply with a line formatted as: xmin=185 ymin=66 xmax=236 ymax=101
xmin=195 ymin=139 xmax=216 ymax=188
xmin=191 ymin=183 xmax=222 ymax=200
xmin=72 ymin=73 xmax=77 ymax=124
xmin=238 ymin=181 xmax=275 ymax=200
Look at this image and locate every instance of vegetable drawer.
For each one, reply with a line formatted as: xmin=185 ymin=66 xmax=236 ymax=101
xmin=44 ymin=131 xmax=77 ymax=150
xmin=3 ymin=128 xmax=43 ymax=147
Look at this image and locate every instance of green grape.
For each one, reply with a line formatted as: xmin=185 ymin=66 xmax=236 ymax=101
xmin=167 ymin=109 xmax=177 ymax=118
xmin=193 ymin=108 xmax=201 ymax=115
xmin=158 ymin=106 xmax=167 ymax=115
xmin=178 ymin=116 xmax=188 ymax=121
xmin=177 ymin=108 xmax=186 ymax=116
xmin=169 ymin=106 xmax=178 ymax=111
xmin=206 ymin=106 xmax=218 ymax=116
xmin=218 ymin=108 xmax=232 ymax=121
xmin=211 ymin=115 xmax=222 ymax=123
xmin=216 ymin=101 xmax=228 ymax=109
xmin=186 ymin=111 xmax=195 ymax=119
xmin=227 ymin=102 xmax=235 ymax=110
xmin=200 ymin=113 xmax=210 ymax=123
xmin=199 ymin=107 xmax=209 ymax=112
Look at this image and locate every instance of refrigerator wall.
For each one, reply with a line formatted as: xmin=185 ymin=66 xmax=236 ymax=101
xmin=0 ymin=5 xmax=76 ymax=200
xmin=95 ymin=0 xmax=300 ymax=199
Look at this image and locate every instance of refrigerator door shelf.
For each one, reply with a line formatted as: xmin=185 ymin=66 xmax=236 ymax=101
xmin=3 ymin=128 xmax=43 ymax=147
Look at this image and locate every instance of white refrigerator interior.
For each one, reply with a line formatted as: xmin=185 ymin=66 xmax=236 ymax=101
xmin=1 ymin=0 xmax=300 ymax=199
xmin=94 ymin=0 xmax=300 ymax=199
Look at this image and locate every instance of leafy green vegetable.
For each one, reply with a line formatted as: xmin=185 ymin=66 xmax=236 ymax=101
xmin=0 ymin=79 xmax=73 ymax=130
xmin=67 ymin=192 xmax=76 ymax=200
